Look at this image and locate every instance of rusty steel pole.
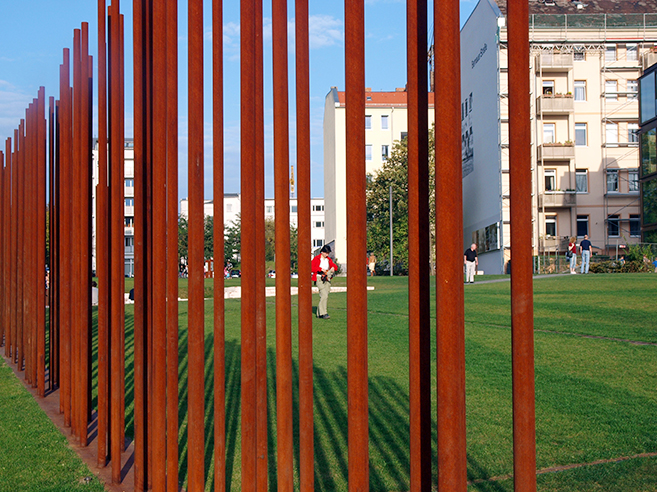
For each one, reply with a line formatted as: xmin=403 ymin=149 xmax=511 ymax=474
xmin=188 ymin=0 xmax=206 ymax=489
xmin=151 ymin=0 xmax=168 ymax=488
xmin=58 ymin=52 xmax=72 ymax=425
xmin=344 ymin=0 xmax=369 ymax=489
xmin=11 ymin=130 xmax=18 ymax=366
xmin=272 ymin=0 xmax=293 ymax=488
xmin=508 ymin=1 xmax=538 ymax=490
xmin=166 ymin=2 xmax=180 ymax=490
xmin=25 ymin=104 xmax=35 ymax=387
xmin=2 ymin=139 xmax=9 ymax=359
xmin=37 ymin=87 xmax=47 ymax=397
xmin=254 ymin=3 xmax=268 ymax=489
xmin=109 ymin=1 xmax=126 ymax=482
xmin=212 ymin=0 xmax=226 ymax=489
xmin=97 ymin=0 xmax=110 ymax=467
xmin=407 ymin=0 xmax=431 ymax=488
xmin=0 ymin=150 xmax=4 ymax=352
xmin=240 ymin=0 xmax=258 ymax=488
xmin=132 ymin=0 xmax=150 ymax=487
xmin=18 ymin=119 xmax=25 ymax=374
xmin=48 ymin=96 xmax=58 ymax=392
xmin=295 ymin=0 xmax=314 ymax=488
xmin=434 ymin=0 xmax=467 ymax=489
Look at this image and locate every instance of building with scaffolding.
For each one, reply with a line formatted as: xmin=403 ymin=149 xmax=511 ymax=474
xmin=463 ymin=0 xmax=657 ymax=270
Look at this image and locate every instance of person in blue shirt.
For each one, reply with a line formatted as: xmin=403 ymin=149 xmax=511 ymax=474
xmin=579 ymin=235 xmax=592 ymax=274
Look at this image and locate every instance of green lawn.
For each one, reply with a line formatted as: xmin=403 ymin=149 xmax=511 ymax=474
xmin=0 ymin=360 xmax=105 ymax=492
xmin=4 ymin=273 xmax=657 ymax=491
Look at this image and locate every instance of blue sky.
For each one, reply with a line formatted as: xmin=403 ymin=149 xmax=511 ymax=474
xmin=0 ymin=0 xmax=477 ymax=201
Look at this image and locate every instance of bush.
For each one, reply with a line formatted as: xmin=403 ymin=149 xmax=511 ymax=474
xmin=588 ymin=260 xmax=652 ymax=274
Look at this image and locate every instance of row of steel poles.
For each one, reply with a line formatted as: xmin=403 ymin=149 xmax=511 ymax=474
xmin=0 ymin=89 xmax=47 ymax=398
xmin=0 ymin=0 xmax=536 ymax=490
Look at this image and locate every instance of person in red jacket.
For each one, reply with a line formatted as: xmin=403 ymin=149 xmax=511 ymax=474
xmin=311 ymin=245 xmax=338 ymax=319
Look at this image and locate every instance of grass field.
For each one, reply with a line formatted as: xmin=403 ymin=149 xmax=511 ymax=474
xmin=3 ymin=273 xmax=657 ymax=491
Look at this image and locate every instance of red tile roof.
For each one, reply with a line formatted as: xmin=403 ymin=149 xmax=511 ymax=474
xmin=336 ymin=90 xmax=435 ymax=108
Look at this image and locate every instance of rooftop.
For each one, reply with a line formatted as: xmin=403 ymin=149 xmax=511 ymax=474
xmin=496 ymin=0 xmax=657 ymax=15
xmin=336 ymin=89 xmax=436 ymax=108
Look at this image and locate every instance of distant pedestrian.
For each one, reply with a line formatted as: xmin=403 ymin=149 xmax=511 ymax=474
xmin=312 ymin=245 xmax=337 ymax=319
xmin=567 ymin=237 xmax=577 ymax=274
xmin=368 ymin=254 xmax=376 ymax=276
xmin=464 ymin=243 xmax=478 ymax=284
xmin=579 ymin=235 xmax=592 ymax=274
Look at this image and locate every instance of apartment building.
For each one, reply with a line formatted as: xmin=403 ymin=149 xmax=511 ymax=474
xmin=180 ymin=195 xmax=327 ymax=252
xmin=91 ymin=138 xmax=135 ymax=277
xmin=491 ymin=0 xmax=657 ymax=265
xmin=323 ymin=87 xmax=435 ymax=271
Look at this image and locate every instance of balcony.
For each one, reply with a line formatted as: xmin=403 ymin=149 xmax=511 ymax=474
xmin=539 ymin=191 xmax=577 ymax=208
xmin=536 ymin=94 xmax=574 ymax=114
xmin=539 ymin=235 xmax=569 ymax=253
xmin=642 ymin=50 xmax=657 ymax=71
xmin=536 ymin=53 xmax=573 ymax=72
xmin=537 ymin=143 xmax=575 ymax=161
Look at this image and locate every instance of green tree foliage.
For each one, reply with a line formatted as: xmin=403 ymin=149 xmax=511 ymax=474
xmin=224 ymin=218 xmax=241 ymax=266
xmin=204 ymin=215 xmax=214 ymax=259
xmin=366 ymin=128 xmax=435 ymax=272
xmin=178 ymin=214 xmax=188 ymax=260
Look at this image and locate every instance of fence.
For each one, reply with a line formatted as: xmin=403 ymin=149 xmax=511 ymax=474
xmin=0 ymin=1 xmax=537 ymax=491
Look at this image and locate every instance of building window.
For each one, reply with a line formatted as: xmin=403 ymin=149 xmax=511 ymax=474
xmin=628 ymin=123 xmax=639 ymax=144
xmin=314 ymin=221 xmax=324 ymax=228
xmin=630 ymin=214 xmax=641 ymax=236
xmin=574 ymin=80 xmax=586 ymax=101
xmin=545 ymin=169 xmax=556 ymax=191
xmin=543 ymin=123 xmax=555 ymax=144
xmin=381 ymin=145 xmax=389 ymax=160
xmin=381 ymin=115 xmax=389 ymax=130
xmin=606 ymin=169 xmax=619 ymax=192
xmin=608 ymin=215 xmax=619 ymax=237
xmin=125 ymin=217 xmax=134 ymax=227
xmin=626 ymin=44 xmax=638 ymax=61
xmin=577 ymin=215 xmax=589 ymax=237
xmin=605 ymin=80 xmax=618 ymax=100
xmin=575 ymin=123 xmax=587 ymax=146
xmin=606 ymin=122 xmax=618 ymax=145
xmin=312 ymin=204 xmax=324 ymax=212
xmin=291 ymin=205 xmax=298 ymax=213
xmin=627 ymin=80 xmax=638 ymax=100
xmin=226 ymin=203 xmax=233 ymax=212
xmin=366 ymin=144 xmax=372 ymax=161
xmin=629 ymin=170 xmax=639 ymax=192
xmin=125 ymin=237 xmax=134 ymax=247
xmin=365 ymin=115 xmax=372 ymax=130
xmin=545 ymin=215 xmax=557 ymax=237
xmin=605 ymin=45 xmax=617 ymax=62
xmin=125 ymin=198 xmax=134 ymax=207
xmin=576 ymin=169 xmax=588 ymax=193
xmin=542 ymin=80 xmax=554 ymax=96
xmin=125 ymin=178 xmax=134 ymax=187
xmin=266 ymin=205 xmax=273 ymax=214
xmin=313 ymin=239 xmax=324 ymax=248
xmin=573 ymin=47 xmax=586 ymax=61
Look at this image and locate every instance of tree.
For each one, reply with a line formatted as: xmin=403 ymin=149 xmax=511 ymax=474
xmin=366 ymin=127 xmax=435 ymax=273
xmin=178 ymin=214 xmax=188 ymax=260
xmin=224 ymin=217 xmax=241 ymax=266
xmin=204 ymin=215 xmax=214 ymax=259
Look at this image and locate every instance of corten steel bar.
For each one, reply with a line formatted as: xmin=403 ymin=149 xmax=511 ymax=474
xmin=97 ymin=0 xmax=110 ymax=467
xmin=507 ymin=1 xmax=538 ymax=490
xmin=240 ymin=0 xmax=258 ymax=488
xmin=2 ymin=140 xmax=8 ymax=358
xmin=11 ymin=130 xmax=18 ymax=365
xmin=0 ymin=150 xmax=4 ymax=350
xmin=151 ymin=1 xmax=168 ymax=488
xmin=72 ymin=28 xmax=82 ymax=439
xmin=407 ymin=0 xmax=431 ymax=488
xmin=254 ymin=0 xmax=268 ymax=487
xmin=24 ymin=105 xmax=34 ymax=386
xmin=166 ymin=1 xmax=180 ymax=490
xmin=59 ymin=53 xmax=73 ymax=426
xmin=132 ymin=0 xmax=150 ymax=487
xmin=212 ymin=0 xmax=226 ymax=489
xmin=434 ymin=0 xmax=467 ymax=489
xmin=37 ymin=87 xmax=47 ymax=397
xmin=6 ymin=137 xmax=14 ymax=361
xmin=272 ymin=0 xmax=293 ymax=488
xmin=344 ymin=0 xmax=369 ymax=489
xmin=54 ymin=99 xmax=62 ymax=391
xmin=188 ymin=0 xmax=206 ymax=489
xmin=295 ymin=0 xmax=314 ymax=488
xmin=48 ymin=96 xmax=58 ymax=392
xmin=109 ymin=0 xmax=126 ymax=482
xmin=18 ymin=119 xmax=26 ymax=373
xmin=80 ymin=24 xmax=93 ymax=445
